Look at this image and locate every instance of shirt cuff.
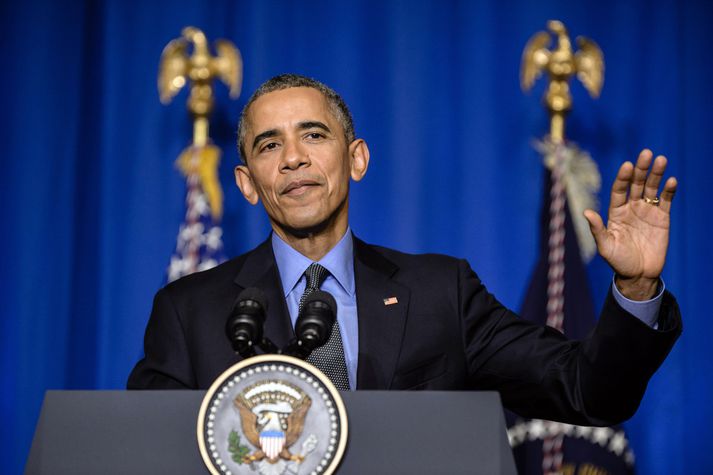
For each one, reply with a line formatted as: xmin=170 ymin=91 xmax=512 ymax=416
xmin=611 ymin=275 xmax=664 ymax=328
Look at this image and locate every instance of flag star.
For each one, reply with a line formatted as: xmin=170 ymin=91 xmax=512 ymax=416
xmin=204 ymin=226 xmax=223 ymax=250
xmin=546 ymin=421 xmax=566 ymax=436
xmin=507 ymin=429 xmax=516 ymax=446
xmin=168 ymin=256 xmax=185 ymax=282
xmin=609 ymin=431 xmax=628 ymax=455
xmin=574 ymin=425 xmax=593 ymax=439
xmin=624 ymin=449 xmax=636 ymax=466
xmin=592 ymin=427 xmax=613 ymax=446
xmin=507 ymin=423 xmax=528 ymax=446
xmin=192 ymin=192 xmax=209 ymax=216
xmin=168 ymin=256 xmax=195 ymax=282
xmin=528 ymin=419 xmax=546 ymax=440
xmin=180 ymin=223 xmax=203 ymax=242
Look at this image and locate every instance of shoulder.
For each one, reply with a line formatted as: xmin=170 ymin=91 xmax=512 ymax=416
xmin=160 ymin=240 xmax=267 ymax=301
xmin=354 ymin=237 xmax=470 ymax=279
xmin=164 ymin=256 xmax=241 ymax=291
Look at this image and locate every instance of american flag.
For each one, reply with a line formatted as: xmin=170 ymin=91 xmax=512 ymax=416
xmin=167 ymin=147 xmax=225 ymax=282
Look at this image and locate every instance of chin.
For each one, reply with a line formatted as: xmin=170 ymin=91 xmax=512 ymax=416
xmin=274 ymin=200 xmax=347 ymax=238
xmin=279 ymin=212 xmax=339 ymax=238
xmin=284 ymin=219 xmax=328 ymax=236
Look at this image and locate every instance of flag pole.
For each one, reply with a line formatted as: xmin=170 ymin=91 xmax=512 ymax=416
xmin=509 ymin=20 xmax=636 ymax=475
xmin=158 ymin=26 xmax=243 ymax=281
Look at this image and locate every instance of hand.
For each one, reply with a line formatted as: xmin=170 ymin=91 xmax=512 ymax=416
xmin=583 ymin=149 xmax=678 ymax=300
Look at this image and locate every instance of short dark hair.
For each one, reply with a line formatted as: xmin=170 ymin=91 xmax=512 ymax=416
xmin=237 ymin=74 xmax=356 ymax=162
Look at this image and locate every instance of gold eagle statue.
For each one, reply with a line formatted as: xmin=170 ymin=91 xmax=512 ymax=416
xmin=521 ymin=20 xmax=604 ymax=142
xmin=158 ymin=26 xmax=242 ymax=111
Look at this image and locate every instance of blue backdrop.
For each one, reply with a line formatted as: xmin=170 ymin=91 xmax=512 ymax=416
xmin=2 ymin=1 xmax=711 ymax=473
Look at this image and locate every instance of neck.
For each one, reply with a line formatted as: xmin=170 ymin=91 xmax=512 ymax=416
xmin=272 ymin=218 xmax=349 ymax=262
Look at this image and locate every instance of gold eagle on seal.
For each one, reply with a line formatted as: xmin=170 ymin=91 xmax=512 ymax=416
xmin=234 ymin=382 xmax=313 ymax=464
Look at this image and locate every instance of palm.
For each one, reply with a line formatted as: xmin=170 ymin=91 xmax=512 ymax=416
xmin=601 ymin=198 xmax=670 ymax=279
xmin=585 ymin=149 xmax=677 ymax=284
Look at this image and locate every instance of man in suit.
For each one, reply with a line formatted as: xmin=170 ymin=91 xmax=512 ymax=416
xmin=128 ymin=74 xmax=680 ymax=426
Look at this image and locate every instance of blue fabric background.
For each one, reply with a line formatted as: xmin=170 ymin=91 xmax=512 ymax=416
xmin=1 ymin=1 xmax=711 ymax=473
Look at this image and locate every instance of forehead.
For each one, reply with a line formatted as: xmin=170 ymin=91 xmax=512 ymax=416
xmin=246 ymin=87 xmax=342 ymax=135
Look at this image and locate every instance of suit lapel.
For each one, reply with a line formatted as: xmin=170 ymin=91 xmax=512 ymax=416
xmin=233 ymin=238 xmax=295 ymax=350
xmin=354 ymin=238 xmax=410 ymax=389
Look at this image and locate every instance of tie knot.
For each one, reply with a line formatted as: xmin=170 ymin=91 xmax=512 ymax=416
xmin=304 ymin=263 xmax=329 ymax=291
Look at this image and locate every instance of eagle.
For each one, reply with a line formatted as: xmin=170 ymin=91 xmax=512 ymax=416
xmin=157 ymin=26 xmax=242 ymax=105
xmin=234 ymin=394 xmax=313 ymax=464
xmin=521 ymin=20 xmax=604 ymax=105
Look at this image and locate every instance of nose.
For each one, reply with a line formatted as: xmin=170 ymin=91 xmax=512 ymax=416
xmin=280 ymin=137 xmax=310 ymax=171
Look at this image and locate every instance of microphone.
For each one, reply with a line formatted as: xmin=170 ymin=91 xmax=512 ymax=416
xmin=284 ymin=290 xmax=338 ymax=359
xmin=225 ymin=287 xmax=268 ymax=358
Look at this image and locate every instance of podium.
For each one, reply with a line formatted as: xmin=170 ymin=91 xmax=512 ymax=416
xmin=26 ymin=390 xmax=516 ymax=474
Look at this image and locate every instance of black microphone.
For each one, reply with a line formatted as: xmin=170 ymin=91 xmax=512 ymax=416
xmin=284 ymin=290 xmax=337 ymax=359
xmin=225 ymin=287 xmax=268 ymax=358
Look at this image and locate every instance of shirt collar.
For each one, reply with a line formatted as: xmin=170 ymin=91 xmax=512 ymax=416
xmin=271 ymin=228 xmax=355 ymax=297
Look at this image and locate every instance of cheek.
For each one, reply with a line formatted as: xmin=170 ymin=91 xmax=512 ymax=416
xmin=250 ymin=169 xmax=277 ymax=199
xmin=260 ymin=186 xmax=281 ymax=210
xmin=326 ymin=161 xmax=351 ymax=194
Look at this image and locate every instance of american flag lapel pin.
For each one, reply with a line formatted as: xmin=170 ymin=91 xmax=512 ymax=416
xmin=383 ymin=297 xmax=398 ymax=306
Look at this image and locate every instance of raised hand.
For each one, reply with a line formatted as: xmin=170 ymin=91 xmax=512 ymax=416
xmin=583 ymin=149 xmax=678 ymax=300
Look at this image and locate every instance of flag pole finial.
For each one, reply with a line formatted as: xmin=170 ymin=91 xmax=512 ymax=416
xmin=158 ymin=26 xmax=243 ymax=147
xmin=521 ymin=20 xmax=604 ymax=143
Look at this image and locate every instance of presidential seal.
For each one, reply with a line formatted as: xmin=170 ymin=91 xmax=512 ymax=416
xmin=197 ymin=355 xmax=348 ymax=475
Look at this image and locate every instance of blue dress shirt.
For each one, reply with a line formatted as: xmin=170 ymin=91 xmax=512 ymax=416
xmin=272 ymin=229 xmax=359 ymax=390
xmin=272 ymin=228 xmax=664 ymax=390
xmin=611 ymin=276 xmax=664 ymax=327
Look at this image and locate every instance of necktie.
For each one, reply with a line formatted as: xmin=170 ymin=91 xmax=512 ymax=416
xmin=300 ymin=263 xmax=351 ymax=390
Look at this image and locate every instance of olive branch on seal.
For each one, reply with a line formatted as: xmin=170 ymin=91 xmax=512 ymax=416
xmin=228 ymin=430 xmax=250 ymax=464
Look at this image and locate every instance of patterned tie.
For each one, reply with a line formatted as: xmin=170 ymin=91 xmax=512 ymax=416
xmin=300 ymin=263 xmax=350 ymax=390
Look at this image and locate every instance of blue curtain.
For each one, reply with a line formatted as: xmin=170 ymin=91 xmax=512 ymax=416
xmin=2 ymin=1 xmax=711 ymax=473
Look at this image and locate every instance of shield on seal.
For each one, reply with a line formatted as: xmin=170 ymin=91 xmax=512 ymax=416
xmin=259 ymin=429 xmax=286 ymax=460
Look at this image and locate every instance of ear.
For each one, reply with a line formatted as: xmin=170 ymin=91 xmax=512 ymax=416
xmin=234 ymin=165 xmax=260 ymax=205
xmin=348 ymin=139 xmax=370 ymax=182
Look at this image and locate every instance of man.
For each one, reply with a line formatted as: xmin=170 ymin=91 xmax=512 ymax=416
xmin=128 ymin=74 xmax=680 ymax=426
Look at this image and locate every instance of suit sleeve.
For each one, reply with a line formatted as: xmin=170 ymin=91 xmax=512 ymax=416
xmin=126 ymin=287 xmax=197 ymax=389
xmin=458 ymin=259 xmax=682 ymax=426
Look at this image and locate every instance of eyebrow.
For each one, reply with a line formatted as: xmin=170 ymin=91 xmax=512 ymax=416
xmin=297 ymin=121 xmax=331 ymax=134
xmin=252 ymin=129 xmax=279 ymax=151
xmin=251 ymin=121 xmax=333 ymax=151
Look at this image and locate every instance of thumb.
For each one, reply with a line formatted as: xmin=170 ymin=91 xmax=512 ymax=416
xmin=583 ymin=209 xmax=608 ymax=250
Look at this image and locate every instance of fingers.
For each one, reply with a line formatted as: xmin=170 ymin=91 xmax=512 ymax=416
xmin=643 ymin=155 xmax=668 ymax=201
xmin=659 ymin=176 xmax=678 ymax=213
xmin=583 ymin=209 xmax=608 ymax=250
xmin=619 ymin=149 xmax=677 ymax=213
xmin=609 ymin=161 xmax=634 ymax=210
xmin=629 ymin=149 xmax=653 ymax=201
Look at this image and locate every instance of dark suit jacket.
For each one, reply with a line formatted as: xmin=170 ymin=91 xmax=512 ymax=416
xmin=127 ymin=236 xmax=681 ymax=426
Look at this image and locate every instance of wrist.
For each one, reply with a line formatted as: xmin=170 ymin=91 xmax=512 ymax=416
xmin=614 ymin=275 xmax=659 ymax=301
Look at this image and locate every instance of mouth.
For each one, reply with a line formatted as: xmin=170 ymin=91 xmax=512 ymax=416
xmin=281 ymin=179 xmax=320 ymax=196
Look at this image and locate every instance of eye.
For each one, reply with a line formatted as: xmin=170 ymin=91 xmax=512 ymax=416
xmin=259 ymin=141 xmax=279 ymax=153
xmin=304 ymin=132 xmax=325 ymax=141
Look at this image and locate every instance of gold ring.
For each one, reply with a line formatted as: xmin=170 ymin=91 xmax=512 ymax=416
xmin=644 ymin=196 xmax=660 ymax=206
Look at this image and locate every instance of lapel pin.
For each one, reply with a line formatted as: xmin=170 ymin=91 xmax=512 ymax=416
xmin=383 ymin=297 xmax=398 ymax=306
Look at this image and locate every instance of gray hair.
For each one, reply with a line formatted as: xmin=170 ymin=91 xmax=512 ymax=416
xmin=237 ymin=74 xmax=356 ymax=163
